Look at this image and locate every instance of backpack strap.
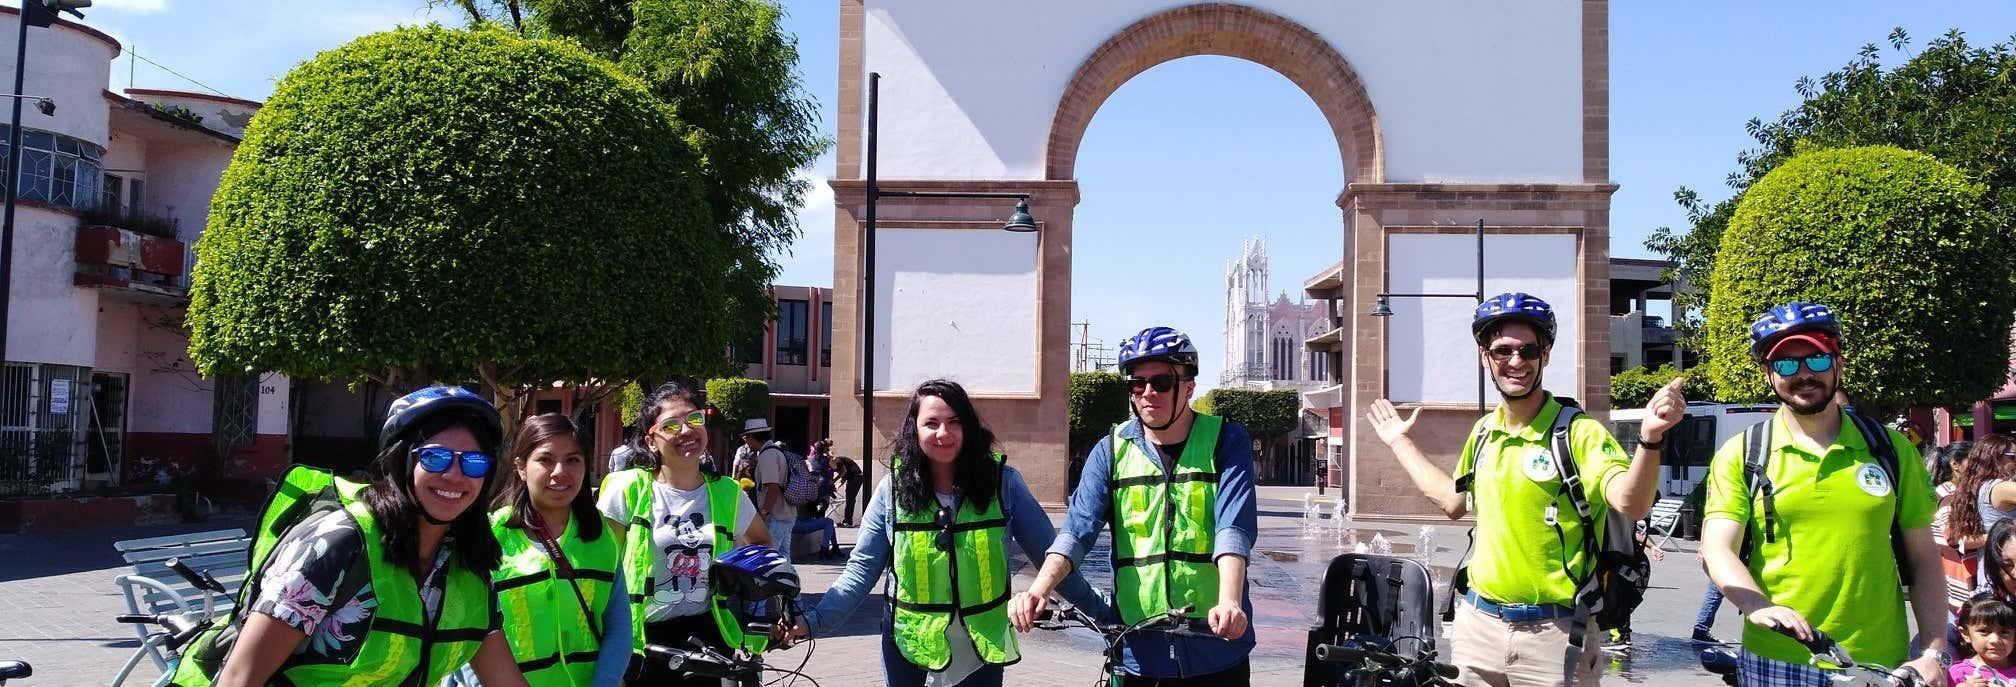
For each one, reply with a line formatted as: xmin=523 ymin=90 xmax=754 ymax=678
xmin=1443 ymin=419 xmax=1493 ymax=622
xmin=1737 ymin=419 xmax=1777 ymax=572
xmin=1541 ymin=407 xmax=1602 ymax=685
xmin=1845 ymin=409 xmax=1914 ymax=587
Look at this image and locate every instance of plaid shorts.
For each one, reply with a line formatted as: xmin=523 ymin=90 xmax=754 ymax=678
xmin=1737 ymin=650 xmax=1834 ymax=687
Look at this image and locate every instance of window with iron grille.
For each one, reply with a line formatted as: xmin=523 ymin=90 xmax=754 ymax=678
xmin=1 ymin=126 xmax=103 ymax=211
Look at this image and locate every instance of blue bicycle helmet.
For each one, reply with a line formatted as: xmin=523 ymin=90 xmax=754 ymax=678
xmin=379 ymin=385 xmax=503 ymax=452
xmin=1471 ymin=293 xmax=1557 ymax=345
xmin=1116 ymin=326 xmax=1199 ymax=375
xmin=1747 ymin=302 xmax=1841 ymax=360
xmin=713 ymin=544 xmax=801 ymax=601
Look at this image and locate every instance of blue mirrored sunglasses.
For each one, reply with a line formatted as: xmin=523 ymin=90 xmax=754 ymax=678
xmin=412 ymin=445 xmax=493 ymax=479
xmin=1767 ymin=353 xmax=1834 ymax=377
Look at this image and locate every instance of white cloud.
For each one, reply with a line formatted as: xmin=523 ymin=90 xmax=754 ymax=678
xmin=93 ymin=0 xmax=168 ymax=14
xmin=773 ymin=170 xmax=836 ymax=288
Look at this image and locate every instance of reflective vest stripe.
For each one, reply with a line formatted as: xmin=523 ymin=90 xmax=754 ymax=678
xmin=889 ymin=517 xmax=1008 ymax=533
xmin=1110 ymin=472 xmax=1219 ymax=489
xmin=518 ymin=649 xmax=606 ymax=673
xmin=890 ymin=588 xmax=1012 ymax=614
xmin=1111 ymin=551 xmax=1216 ymax=567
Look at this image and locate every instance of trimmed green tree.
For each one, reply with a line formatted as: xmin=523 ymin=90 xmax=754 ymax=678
xmin=1204 ymin=389 xmax=1302 ymax=465
xmin=1068 ymin=371 xmax=1131 ymax=448
xmin=706 ymin=378 xmax=771 ymax=430
xmin=443 ymin=0 xmax=828 ymax=345
xmin=188 ymin=27 xmax=739 ymax=428
xmin=1609 ymin=365 xmax=1717 ymax=407
xmin=1702 ymin=146 xmax=2014 ymax=410
xmin=1649 ymin=29 xmax=2016 ymax=350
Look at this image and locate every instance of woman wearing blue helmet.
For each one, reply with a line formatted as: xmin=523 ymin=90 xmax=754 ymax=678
xmin=173 ymin=385 xmax=530 ymax=687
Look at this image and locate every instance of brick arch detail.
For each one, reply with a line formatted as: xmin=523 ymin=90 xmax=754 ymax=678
xmin=1044 ymin=3 xmax=1384 ymax=184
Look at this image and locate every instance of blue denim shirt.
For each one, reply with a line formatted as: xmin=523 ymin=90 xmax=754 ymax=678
xmin=1045 ymin=415 xmax=1260 ymax=678
xmin=804 ymin=465 xmax=1106 ymax=637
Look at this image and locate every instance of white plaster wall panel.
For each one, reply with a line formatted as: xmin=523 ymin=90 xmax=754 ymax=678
xmin=1385 ymin=233 xmax=1580 ymax=404
xmin=103 ymin=130 xmax=146 ymax=175
xmin=143 ymin=139 xmax=233 ymax=242
xmin=93 ymin=299 xmax=140 ymax=374
xmin=874 ymin=228 xmax=1039 ymax=393
xmin=0 ymin=22 xmax=115 ymax=146
xmin=257 ymin=375 xmax=290 ymax=435
xmin=129 ymin=305 xmax=213 ymax=434
xmin=8 ymin=207 xmax=96 ymax=366
xmin=862 ymin=0 xmax=1582 ymax=182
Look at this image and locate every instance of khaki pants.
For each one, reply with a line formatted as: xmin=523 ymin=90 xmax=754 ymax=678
xmin=1451 ymin=601 xmax=1605 ymax=687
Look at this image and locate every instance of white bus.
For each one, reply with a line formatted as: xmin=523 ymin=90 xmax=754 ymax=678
xmin=1610 ymin=402 xmax=1777 ymax=498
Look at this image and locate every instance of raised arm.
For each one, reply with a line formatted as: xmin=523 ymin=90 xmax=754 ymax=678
xmin=1364 ymin=399 xmax=1465 ymax=519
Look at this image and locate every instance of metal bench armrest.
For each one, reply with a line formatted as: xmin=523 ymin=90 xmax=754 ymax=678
xmin=114 ymin=573 xmax=193 ymax=672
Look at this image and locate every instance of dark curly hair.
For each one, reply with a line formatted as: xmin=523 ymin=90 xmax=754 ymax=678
xmin=891 ymin=379 xmax=1002 ymax=514
xmin=1949 ymin=435 xmax=2016 ymax=547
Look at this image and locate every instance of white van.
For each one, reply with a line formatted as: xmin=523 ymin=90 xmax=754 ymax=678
xmin=1610 ymin=402 xmax=1777 ymax=498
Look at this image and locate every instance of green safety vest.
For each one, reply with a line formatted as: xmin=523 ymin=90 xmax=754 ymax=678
xmin=601 ymin=467 xmax=767 ymax=658
xmin=170 ymin=465 xmax=493 ymax=687
xmin=1110 ymin=413 xmax=1223 ymax=623
xmin=490 ymin=506 xmax=620 ymax=686
xmin=888 ymin=453 xmax=1019 ymax=671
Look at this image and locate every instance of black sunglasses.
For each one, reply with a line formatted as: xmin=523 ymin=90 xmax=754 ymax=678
xmin=1485 ymin=343 xmax=1545 ymax=362
xmin=1126 ymin=373 xmax=1188 ymax=395
xmin=934 ymin=505 xmax=955 ymax=552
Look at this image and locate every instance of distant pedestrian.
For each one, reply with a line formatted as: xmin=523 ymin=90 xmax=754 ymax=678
xmin=833 ymin=454 xmax=864 ymax=527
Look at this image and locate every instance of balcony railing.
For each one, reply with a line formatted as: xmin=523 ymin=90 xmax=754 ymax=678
xmin=75 ymin=223 xmax=188 ymax=299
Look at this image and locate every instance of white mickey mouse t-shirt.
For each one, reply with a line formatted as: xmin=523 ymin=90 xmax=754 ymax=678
xmin=599 ymin=479 xmax=756 ymax=622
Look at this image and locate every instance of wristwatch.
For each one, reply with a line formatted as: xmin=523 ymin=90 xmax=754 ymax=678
xmin=1923 ymin=648 xmax=1954 ymax=669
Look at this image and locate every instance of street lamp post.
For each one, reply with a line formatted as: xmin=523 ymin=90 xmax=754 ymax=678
xmin=0 ymin=0 xmax=86 ymax=365
xmin=1372 ymin=218 xmax=1488 ymax=414
xmin=859 ymin=71 xmax=1038 ymax=488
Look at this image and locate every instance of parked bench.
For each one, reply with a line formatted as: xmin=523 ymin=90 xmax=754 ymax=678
xmin=113 ymin=529 xmax=251 ymax=671
xmin=1641 ymin=498 xmax=1684 ymax=550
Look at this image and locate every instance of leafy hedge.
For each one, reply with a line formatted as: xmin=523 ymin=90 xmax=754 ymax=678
xmin=1702 ymin=145 xmax=2014 ymax=407
xmin=1068 ymin=372 xmax=1131 ymax=440
xmin=1609 ymin=365 xmax=1716 ymax=407
xmin=1203 ymin=388 xmax=1301 ymax=439
xmin=706 ymin=378 xmax=770 ymax=430
xmin=188 ymin=27 xmax=732 ymax=388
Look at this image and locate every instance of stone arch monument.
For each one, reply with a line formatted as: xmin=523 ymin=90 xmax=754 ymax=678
xmin=829 ymin=1 xmax=1614 ymax=518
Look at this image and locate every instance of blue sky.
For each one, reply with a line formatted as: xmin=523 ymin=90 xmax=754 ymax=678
xmin=65 ymin=0 xmax=2016 ymax=389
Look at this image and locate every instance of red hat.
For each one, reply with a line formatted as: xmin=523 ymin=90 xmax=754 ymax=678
xmin=1764 ymin=331 xmax=1839 ymax=359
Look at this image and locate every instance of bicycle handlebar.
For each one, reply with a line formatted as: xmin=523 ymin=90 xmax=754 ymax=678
xmin=1313 ymin=643 xmax=1460 ymax=682
xmin=1034 ymin=603 xmax=1223 ymax=640
xmin=1763 ymin=625 xmax=1923 ymax=687
xmin=114 ymin=612 xmax=212 ymax=652
xmin=643 ymin=641 xmax=759 ymax=681
xmin=166 ymin=557 xmax=228 ymax=595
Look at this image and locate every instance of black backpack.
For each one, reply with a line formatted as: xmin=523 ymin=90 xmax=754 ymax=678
xmin=1735 ymin=409 xmax=1910 ymax=585
xmin=1447 ymin=404 xmax=1649 ymax=684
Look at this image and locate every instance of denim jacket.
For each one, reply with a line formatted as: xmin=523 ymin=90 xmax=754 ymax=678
xmin=1045 ymin=416 xmax=1260 ymax=678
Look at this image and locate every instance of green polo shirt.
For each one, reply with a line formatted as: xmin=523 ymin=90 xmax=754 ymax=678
xmin=1702 ymin=409 xmax=1933 ymax=667
xmin=1455 ymin=395 xmax=1632 ymax=607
